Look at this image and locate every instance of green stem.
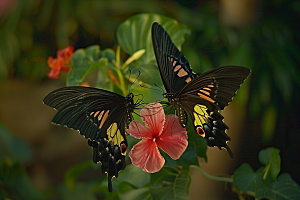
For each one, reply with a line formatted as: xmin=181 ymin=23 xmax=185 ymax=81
xmin=190 ymin=165 xmax=233 ymax=183
xmin=115 ymin=45 xmax=127 ymax=96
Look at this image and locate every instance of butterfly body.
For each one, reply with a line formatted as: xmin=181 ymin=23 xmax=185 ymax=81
xmin=152 ymin=22 xmax=251 ymax=158
xmin=43 ymin=86 xmax=137 ymax=192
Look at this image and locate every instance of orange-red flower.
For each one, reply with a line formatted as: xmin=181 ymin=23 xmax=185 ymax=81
xmin=108 ymin=69 xmax=119 ymax=84
xmin=127 ymin=103 xmax=188 ymax=173
xmin=47 ymin=46 xmax=74 ymax=79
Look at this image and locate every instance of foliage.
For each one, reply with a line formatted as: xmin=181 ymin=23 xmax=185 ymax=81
xmin=0 ymin=157 xmax=44 ymax=200
xmin=1 ymin=1 xmax=300 ymax=199
xmin=45 ymin=13 xmax=299 ymax=199
xmin=233 ymin=147 xmax=300 ymax=200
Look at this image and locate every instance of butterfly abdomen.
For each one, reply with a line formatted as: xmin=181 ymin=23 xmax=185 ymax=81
xmin=166 ymin=94 xmax=188 ymax=127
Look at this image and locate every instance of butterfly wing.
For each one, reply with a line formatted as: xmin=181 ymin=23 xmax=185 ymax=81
xmin=177 ymin=66 xmax=251 ymax=109
xmin=151 ymin=22 xmax=251 ymax=158
xmin=151 ymin=22 xmax=197 ymax=93
xmin=177 ymin=66 xmax=250 ymax=158
xmin=180 ymin=96 xmax=234 ymax=158
xmin=43 ymin=86 xmax=133 ymax=192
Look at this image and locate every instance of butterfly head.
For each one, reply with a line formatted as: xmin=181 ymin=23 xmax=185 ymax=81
xmin=126 ymin=93 xmax=134 ymax=100
xmin=163 ymin=93 xmax=175 ymax=99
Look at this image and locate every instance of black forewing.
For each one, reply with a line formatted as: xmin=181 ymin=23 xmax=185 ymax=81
xmin=43 ymin=86 xmax=127 ymax=140
xmin=177 ymin=66 xmax=251 ymax=109
xmin=151 ymin=22 xmax=195 ymax=93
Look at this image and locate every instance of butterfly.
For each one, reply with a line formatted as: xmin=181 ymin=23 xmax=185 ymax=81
xmin=43 ymin=86 xmax=139 ymax=192
xmin=151 ymin=22 xmax=251 ymax=158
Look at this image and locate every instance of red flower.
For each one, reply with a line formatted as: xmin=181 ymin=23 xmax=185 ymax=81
xmin=47 ymin=46 xmax=74 ymax=79
xmin=127 ymin=103 xmax=188 ymax=173
xmin=108 ymin=69 xmax=119 ymax=84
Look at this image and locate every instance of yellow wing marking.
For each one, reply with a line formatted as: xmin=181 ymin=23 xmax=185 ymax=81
xmin=193 ymin=105 xmax=210 ymax=137
xmin=107 ymin=123 xmax=127 ymax=156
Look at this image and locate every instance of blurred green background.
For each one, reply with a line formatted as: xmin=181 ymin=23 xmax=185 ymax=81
xmin=1 ymin=0 xmax=300 ymax=199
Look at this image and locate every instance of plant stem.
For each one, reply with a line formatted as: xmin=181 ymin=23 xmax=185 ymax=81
xmin=115 ymin=45 xmax=127 ymax=96
xmin=190 ymin=165 xmax=233 ymax=183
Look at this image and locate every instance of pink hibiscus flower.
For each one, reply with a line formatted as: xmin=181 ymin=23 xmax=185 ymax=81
xmin=127 ymin=103 xmax=188 ymax=173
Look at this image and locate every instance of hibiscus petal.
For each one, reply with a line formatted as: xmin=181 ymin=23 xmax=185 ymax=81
xmin=140 ymin=103 xmax=165 ymax=136
xmin=156 ymin=115 xmax=188 ymax=160
xmin=129 ymin=139 xmax=165 ymax=173
xmin=127 ymin=121 xmax=153 ymax=139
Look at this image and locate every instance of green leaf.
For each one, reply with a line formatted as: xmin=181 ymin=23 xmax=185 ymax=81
xmin=64 ymin=160 xmax=94 ymax=190
xmin=0 ymin=158 xmax=44 ymax=200
xmin=130 ymin=81 xmax=163 ymax=105
xmin=100 ymin=48 xmax=116 ymax=62
xmin=259 ymin=147 xmax=281 ymax=180
xmin=100 ymin=164 xmax=150 ymax=193
xmin=256 ymin=173 xmax=300 ymax=200
xmin=85 ymin=45 xmax=101 ymax=61
xmin=67 ymin=45 xmax=106 ymax=86
xmin=150 ymin=167 xmax=179 ymax=188
xmin=61 ymin=182 xmax=97 ymax=200
xmin=117 ymin=13 xmax=190 ymax=65
xmin=127 ymin=63 xmax=162 ymax=86
xmin=95 ymin=61 xmax=112 ymax=90
xmin=150 ymin=167 xmax=191 ymax=200
xmin=0 ymin=122 xmax=32 ymax=162
xmin=233 ymin=163 xmax=268 ymax=192
xmin=119 ymin=184 xmax=152 ymax=200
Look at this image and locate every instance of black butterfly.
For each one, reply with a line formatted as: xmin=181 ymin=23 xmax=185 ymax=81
xmin=151 ymin=22 xmax=251 ymax=158
xmin=43 ymin=86 xmax=139 ymax=192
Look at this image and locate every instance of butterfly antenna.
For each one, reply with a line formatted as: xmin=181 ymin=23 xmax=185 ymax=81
xmin=154 ymin=83 xmax=165 ymax=93
xmin=139 ymin=84 xmax=163 ymax=93
xmin=127 ymin=69 xmax=132 ymax=92
xmin=128 ymin=70 xmax=141 ymax=93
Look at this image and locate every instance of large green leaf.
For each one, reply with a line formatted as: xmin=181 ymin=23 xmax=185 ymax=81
xmin=256 ymin=173 xmax=300 ymax=200
xmin=259 ymin=147 xmax=281 ymax=180
xmin=67 ymin=45 xmax=108 ymax=86
xmin=117 ymin=13 xmax=190 ymax=65
xmin=119 ymin=185 xmax=152 ymax=200
xmin=100 ymin=164 xmax=150 ymax=193
xmin=0 ymin=158 xmax=44 ymax=200
xmin=233 ymin=163 xmax=268 ymax=192
xmin=150 ymin=166 xmax=191 ymax=200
